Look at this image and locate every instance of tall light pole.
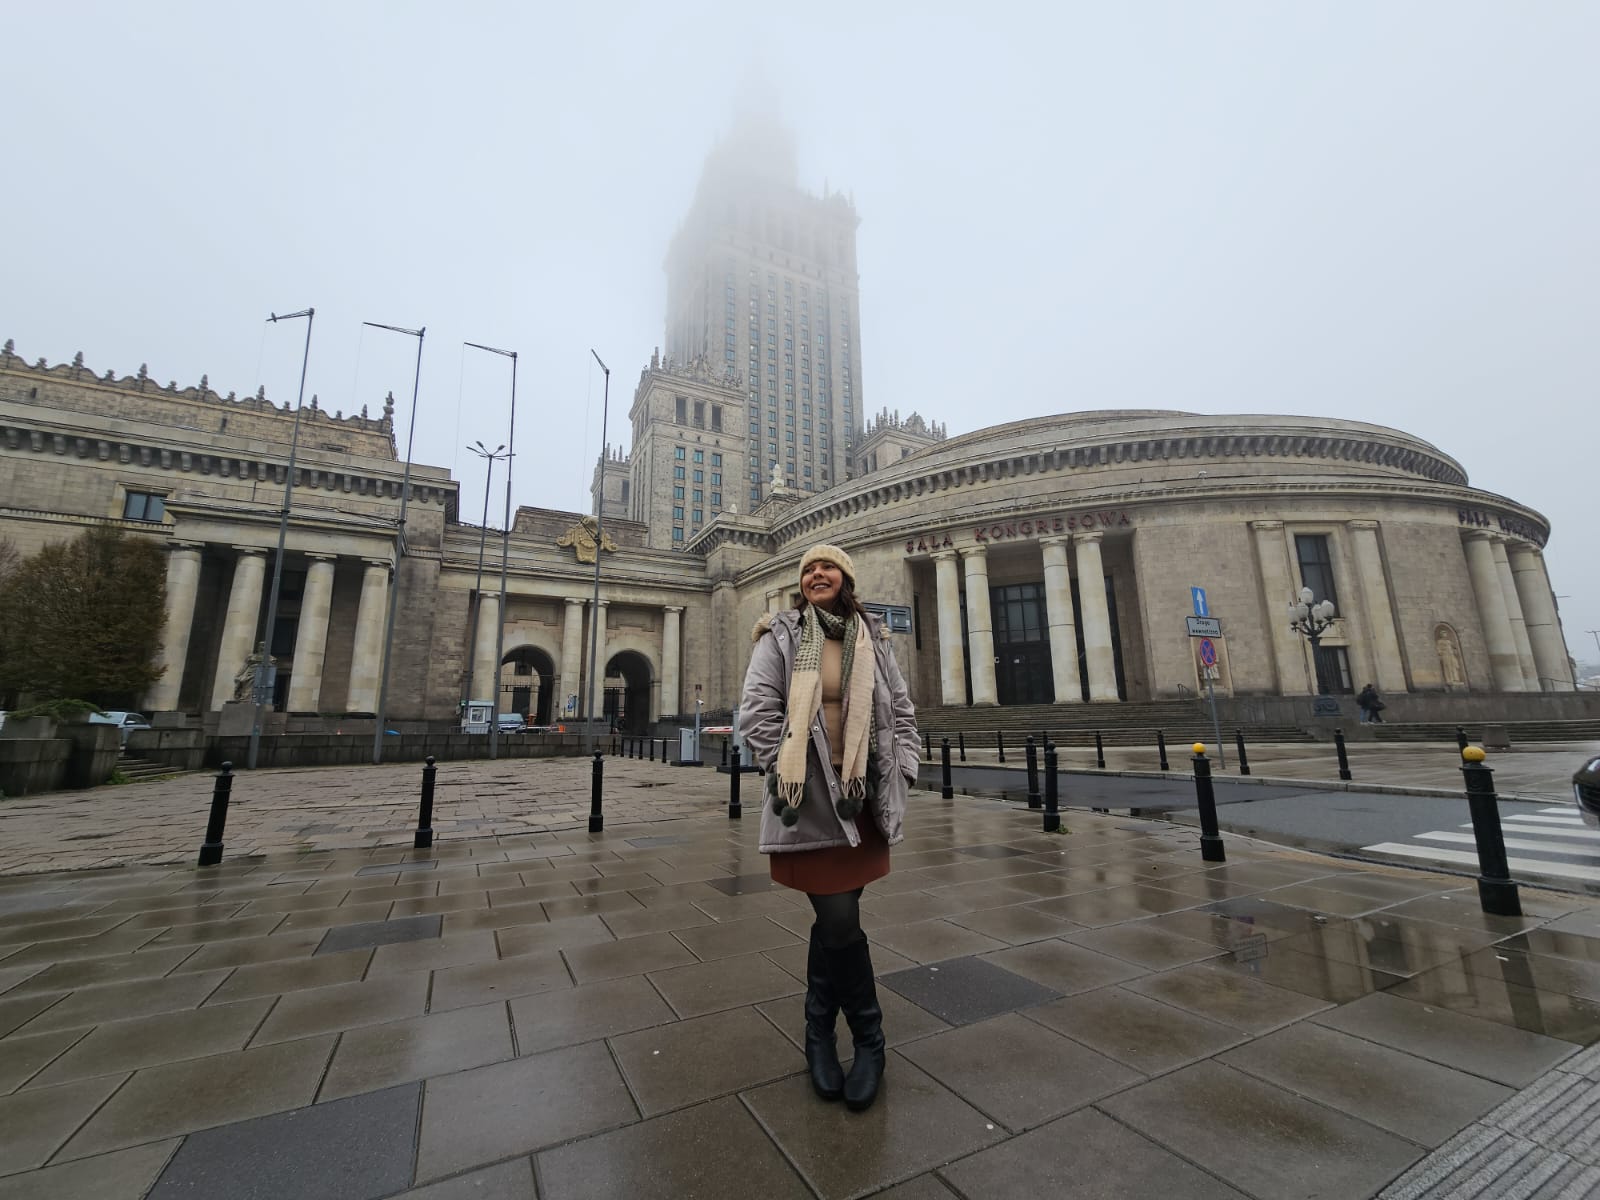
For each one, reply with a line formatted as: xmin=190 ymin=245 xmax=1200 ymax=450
xmin=249 ymin=307 xmax=315 ymax=771
xmin=364 ymin=321 xmax=425 ymax=765
xmin=583 ymin=350 xmax=610 ymax=754
xmin=464 ymin=341 xmax=518 ymax=760
xmin=461 ymin=440 xmax=509 ymax=709
xmin=1288 ymin=585 xmax=1338 ymax=699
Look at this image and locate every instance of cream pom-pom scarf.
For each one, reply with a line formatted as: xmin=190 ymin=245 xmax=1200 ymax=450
xmin=773 ymin=603 xmax=875 ymax=825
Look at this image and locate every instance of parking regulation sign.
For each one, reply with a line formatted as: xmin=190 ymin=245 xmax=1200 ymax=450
xmin=1198 ymin=637 xmax=1218 ymax=669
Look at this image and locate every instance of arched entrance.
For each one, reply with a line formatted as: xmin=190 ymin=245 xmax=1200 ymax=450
xmin=604 ymin=650 xmax=653 ymax=733
xmin=502 ymin=647 xmax=556 ymax=725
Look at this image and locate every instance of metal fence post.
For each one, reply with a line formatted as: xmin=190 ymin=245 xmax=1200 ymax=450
xmin=1335 ymin=730 xmax=1352 ymax=781
xmin=729 ymin=745 xmax=742 ymax=819
xmin=996 ymin=730 xmax=1005 ymax=763
xmin=1235 ymin=730 xmax=1251 ymax=777
xmin=1191 ymin=744 xmax=1226 ymax=862
xmin=1025 ymin=735 xmax=1041 ymax=810
xmin=414 ymin=755 xmax=436 ymax=849
xmin=589 ymin=751 xmax=604 ymax=833
xmin=923 ymin=730 xmax=930 ymax=761
xmin=1462 ymin=748 xmax=1521 ymax=916
xmin=1043 ymin=740 xmax=1061 ymax=832
xmin=197 ymin=761 xmax=234 ymax=867
xmin=940 ymin=737 xmax=953 ymax=800
xmin=1456 ymin=725 xmax=1470 ymax=753
xmin=958 ymin=731 xmax=966 ymax=763
xmin=1095 ymin=731 xmax=1105 ymax=769
xmin=1157 ymin=730 xmax=1169 ymax=772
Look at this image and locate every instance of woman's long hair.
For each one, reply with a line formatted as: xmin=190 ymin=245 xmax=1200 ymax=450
xmin=792 ymin=575 xmax=867 ymax=618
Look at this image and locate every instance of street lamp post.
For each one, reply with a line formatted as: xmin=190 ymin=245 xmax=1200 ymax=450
xmin=583 ymin=350 xmax=611 ymax=755
xmin=464 ymin=342 xmax=518 ymax=760
xmin=363 ymin=321 xmax=425 ymax=765
xmin=249 ymin=307 xmax=315 ymax=771
xmin=461 ymin=440 xmax=509 ymax=710
xmin=1288 ymin=586 xmax=1339 ymax=705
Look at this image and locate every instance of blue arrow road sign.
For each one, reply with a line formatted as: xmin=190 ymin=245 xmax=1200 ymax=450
xmin=1191 ymin=587 xmax=1209 ymax=617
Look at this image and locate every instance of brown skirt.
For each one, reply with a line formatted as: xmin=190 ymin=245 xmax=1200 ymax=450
xmin=770 ymin=814 xmax=890 ymax=895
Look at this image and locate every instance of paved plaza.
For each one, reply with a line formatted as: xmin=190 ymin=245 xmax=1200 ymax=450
xmin=4 ymin=755 xmax=1600 ymax=1198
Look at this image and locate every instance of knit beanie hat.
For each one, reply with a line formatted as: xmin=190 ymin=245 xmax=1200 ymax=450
xmin=800 ymin=543 xmax=856 ymax=589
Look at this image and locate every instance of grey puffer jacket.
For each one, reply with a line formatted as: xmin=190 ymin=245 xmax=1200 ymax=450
xmin=739 ymin=608 xmax=920 ymax=854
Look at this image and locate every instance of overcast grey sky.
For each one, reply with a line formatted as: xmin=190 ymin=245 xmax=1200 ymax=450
xmin=4 ymin=2 xmax=1597 ymax=663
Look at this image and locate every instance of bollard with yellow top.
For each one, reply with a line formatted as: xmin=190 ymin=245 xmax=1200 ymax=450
xmin=1191 ymin=743 xmax=1226 ymax=863
xmin=1460 ymin=746 xmax=1521 ymax=916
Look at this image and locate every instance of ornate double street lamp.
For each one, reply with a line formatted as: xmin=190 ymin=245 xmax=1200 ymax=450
xmin=1288 ymin=585 xmax=1339 ymax=713
xmin=461 ymin=440 xmax=510 ymax=709
xmin=463 ymin=341 xmax=519 ymax=759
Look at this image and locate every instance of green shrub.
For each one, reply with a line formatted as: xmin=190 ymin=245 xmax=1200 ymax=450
xmin=9 ymin=698 xmax=105 ymax=722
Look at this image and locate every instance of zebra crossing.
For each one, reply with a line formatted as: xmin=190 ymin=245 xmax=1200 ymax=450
xmin=1363 ymin=805 xmax=1600 ymax=886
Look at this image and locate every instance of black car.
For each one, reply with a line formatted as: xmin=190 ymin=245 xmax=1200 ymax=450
xmin=1576 ymin=757 xmax=1600 ymax=828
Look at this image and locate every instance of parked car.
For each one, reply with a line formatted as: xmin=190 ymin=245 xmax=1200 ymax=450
xmin=1575 ymin=757 xmax=1600 ymax=828
xmin=90 ymin=711 xmax=152 ymax=747
xmin=496 ymin=713 xmax=527 ymax=735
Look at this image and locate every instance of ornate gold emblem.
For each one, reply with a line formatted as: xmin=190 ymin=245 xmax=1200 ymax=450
xmin=557 ymin=516 xmax=618 ymax=563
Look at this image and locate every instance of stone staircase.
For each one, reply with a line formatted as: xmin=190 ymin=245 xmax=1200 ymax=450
xmin=116 ymin=752 xmax=186 ymax=781
xmin=916 ymin=700 xmax=1314 ymax=749
xmin=1373 ymin=720 xmax=1600 ymax=745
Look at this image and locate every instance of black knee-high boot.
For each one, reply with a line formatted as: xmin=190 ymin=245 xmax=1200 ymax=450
xmin=827 ymin=933 xmax=886 ymax=1111
xmin=805 ymin=926 xmax=845 ymax=1101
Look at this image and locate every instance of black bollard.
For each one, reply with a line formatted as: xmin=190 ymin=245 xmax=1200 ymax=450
xmin=1043 ymin=740 xmax=1061 ymax=833
xmin=1334 ymin=730 xmax=1352 ymax=781
xmin=197 ymin=761 xmax=234 ymax=867
xmin=1461 ymin=747 xmax=1521 ymax=916
xmin=940 ymin=738 xmax=953 ymax=800
xmin=1456 ymin=726 xmax=1469 ymax=753
xmin=1025 ymin=735 xmax=1041 ymax=810
xmin=958 ymin=731 xmax=966 ymax=763
xmin=611 ymin=734 xmax=618 ymax=756
xmin=662 ymin=737 xmax=669 ymax=763
xmin=589 ymin=751 xmax=605 ymax=833
xmin=1095 ymin=731 xmax=1105 ymax=770
xmin=1157 ymin=730 xmax=1170 ymax=772
xmin=1191 ymin=744 xmax=1226 ymax=862
xmin=721 ymin=738 xmax=728 ymax=767
xmin=414 ymin=755 xmax=437 ymax=849
xmin=922 ymin=730 xmax=930 ymax=761
xmin=728 ymin=745 xmax=742 ymax=819
xmin=1234 ymin=730 xmax=1251 ymax=777
xmin=649 ymin=737 xmax=656 ymax=763
xmin=996 ymin=730 xmax=1005 ymax=764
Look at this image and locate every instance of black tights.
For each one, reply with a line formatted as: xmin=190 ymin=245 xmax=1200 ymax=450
xmin=808 ymin=888 xmax=865 ymax=949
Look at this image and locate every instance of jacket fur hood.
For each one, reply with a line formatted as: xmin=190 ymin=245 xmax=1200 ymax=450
xmin=750 ymin=608 xmax=891 ymax=643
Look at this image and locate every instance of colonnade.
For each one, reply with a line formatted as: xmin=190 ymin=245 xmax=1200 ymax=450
xmin=1463 ymin=532 xmax=1571 ymax=691
xmin=929 ymin=533 xmax=1120 ymax=707
xmin=144 ymin=543 xmax=393 ymax=713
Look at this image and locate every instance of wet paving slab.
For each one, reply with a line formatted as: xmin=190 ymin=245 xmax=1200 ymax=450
xmin=3 ymin=757 xmax=1600 ymax=1198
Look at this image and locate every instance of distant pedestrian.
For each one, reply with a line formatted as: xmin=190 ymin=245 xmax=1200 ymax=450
xmin=1358 ymin=684 xmax=1386 ymax=724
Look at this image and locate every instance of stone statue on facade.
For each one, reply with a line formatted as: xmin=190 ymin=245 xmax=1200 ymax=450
xmin=557 ymin=516 xmax=618 ymax=564
xmin=1434 ymin=625 xmax=1467 ymax=690
xmin=233 ymin=641 xmax=275 ymax=701
xmin=770 ymin=462 xmax=785 ymax=492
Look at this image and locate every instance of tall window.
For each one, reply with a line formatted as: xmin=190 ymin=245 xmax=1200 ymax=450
xmin=1294 ymin=534 xmax=1339 ymax=610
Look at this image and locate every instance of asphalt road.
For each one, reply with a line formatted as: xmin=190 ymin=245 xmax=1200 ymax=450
xmin=927 ymin=763 xmax=1594 ymax=892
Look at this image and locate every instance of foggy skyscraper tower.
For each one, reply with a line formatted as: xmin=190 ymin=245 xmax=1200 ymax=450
xmin=663 ymin=113 xmax=864 ymax=509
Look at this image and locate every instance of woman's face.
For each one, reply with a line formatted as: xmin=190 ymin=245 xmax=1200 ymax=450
xmin=802 ymin=559 xmax=845 ymax=609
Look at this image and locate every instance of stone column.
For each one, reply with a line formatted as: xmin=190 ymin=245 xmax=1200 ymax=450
xmin=146 ymin=542 xmax=203 ymax=712
xmin=558 ymin=598 xmax=585 ymax=717
xmin=961 ymin=547 xmax=998 ymax=705
xmin=932 ymin=550 xmax=966 ymax=706
xmin=661 ymin=606 xmax=683 ymax=718
xmin=1074 ymin=533 xmax=1119 ymax=702
xmin=1345 ymin=522 xmax=1408 ymax=693
xmin=470 ymin=592 xmax=501 ymax=702
xmin=1463 ymin=531 xmax=1523 ymax=691
xmin=1490 ymin=537 xmax=1538 ymax=691
xmin=586 ymin=601 xmax=610 ymax=720
xmin=211 ymin=547 xmax=267 ymax=710
xmin=1509 ymin=544 xmax=1574 ymax=691
xmin=345 ymin=559 xmax=390 ymax=713
xmin=1040 ymin=537 xmax=1082 ymax=704
xmin=286 ymin=554 xmax=337 ymax=713
xmin=1252 ymin=521 xmax=1310 ymax=695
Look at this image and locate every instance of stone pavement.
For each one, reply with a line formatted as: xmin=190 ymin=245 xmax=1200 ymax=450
xmin=4 ymin=758 xmax=1600 ymax=1198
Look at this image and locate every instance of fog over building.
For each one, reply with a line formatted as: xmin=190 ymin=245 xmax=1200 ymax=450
xmin=0 ymin=117 xmax=1586 ymax=734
